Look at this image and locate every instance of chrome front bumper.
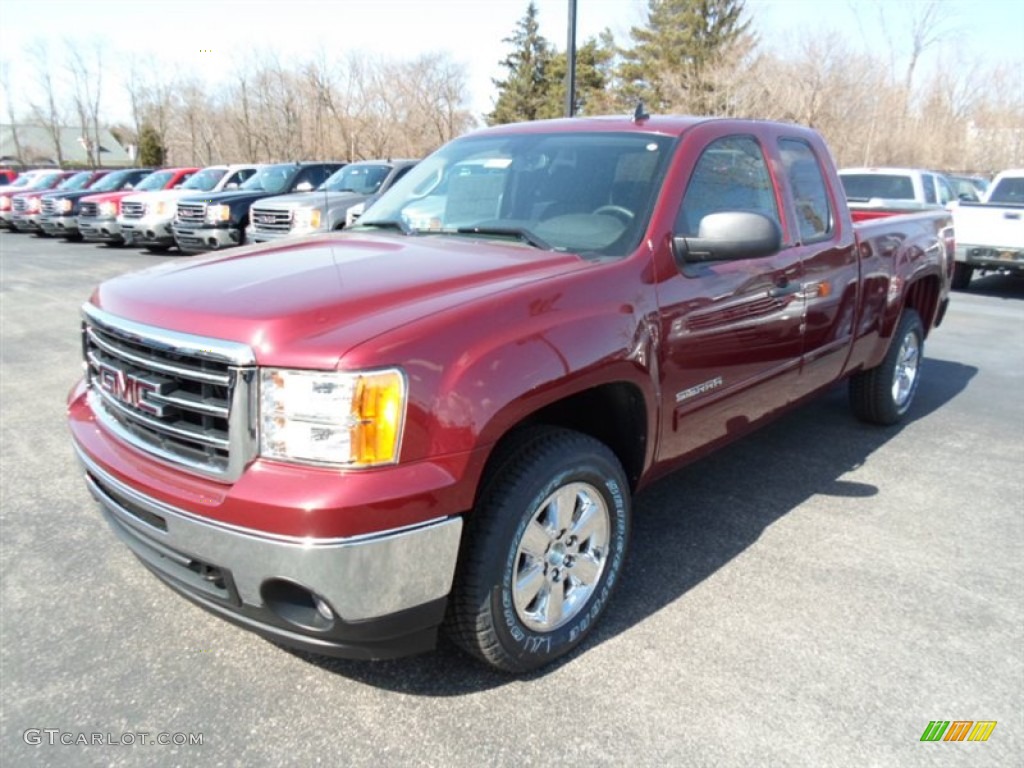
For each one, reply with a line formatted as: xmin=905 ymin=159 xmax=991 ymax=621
xmin=75 ymin=445 xmax=463 ymax=658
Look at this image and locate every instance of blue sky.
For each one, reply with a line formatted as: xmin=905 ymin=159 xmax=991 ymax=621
xmin=1 ymin=0 xmax=1021 ymax=121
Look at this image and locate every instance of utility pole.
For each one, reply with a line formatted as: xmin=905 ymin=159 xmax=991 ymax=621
xmin=565 ymin=0 xmax=577 ymax=117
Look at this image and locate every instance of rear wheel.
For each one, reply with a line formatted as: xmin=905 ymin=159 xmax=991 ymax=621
xmin=850 ymin=308 xmax=924 ymax=425
xmin=446 ymin=427 xmax=630 ymax=673
xmin=951 ymin=262 xmax=973 ymax=290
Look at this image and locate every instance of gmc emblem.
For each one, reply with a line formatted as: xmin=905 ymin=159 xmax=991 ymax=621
xmin=94 ymin=360 xmax=170 ymax=417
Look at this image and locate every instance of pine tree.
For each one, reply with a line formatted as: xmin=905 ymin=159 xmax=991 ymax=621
xmin=619 ymin=0 xmax=755 ymax=114
xmin=137 ymin=123 xmax=166 ymax=166
xmin=544 ymin=32 xmax=619 ymax=117
xmin=488 ymin=2 xmax=559 ymax=125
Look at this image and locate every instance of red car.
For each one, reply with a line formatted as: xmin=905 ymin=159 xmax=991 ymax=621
xmin=78 ymin=167 xmax=198 ymax=245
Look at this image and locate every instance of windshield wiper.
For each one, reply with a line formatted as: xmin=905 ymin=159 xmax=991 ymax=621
xmin=454 ymin=226 xmax=552 ymax=250
xmin=357 ymin=219 xmax=413 ymax=236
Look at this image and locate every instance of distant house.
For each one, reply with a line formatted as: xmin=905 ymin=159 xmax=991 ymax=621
xmin=0 ymin=123 xmax=133 ymax=168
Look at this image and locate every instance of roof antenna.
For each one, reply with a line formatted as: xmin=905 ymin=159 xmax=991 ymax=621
xmin=633 ymin=100 xmax=650 ymax=123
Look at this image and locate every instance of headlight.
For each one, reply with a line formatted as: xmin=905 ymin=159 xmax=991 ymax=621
xmin=29 ymin=198 xmax=42 ymax=212
xmin=59 ymin=199 xmax=73 ymax=213
xmin=99 ymin=201 xmax=117 ymax=217
xmin=293 ymin=207 xmax=322 ymax=231
xmin=206 ymin=204 xmax=231 ymax=223
xmin=260 ymin=368 xmax=406 ymax=467
xmin=154 ymin=201 xmax=169 ymax=215
xmin=0 ymin=196 xmax=10 ymax=210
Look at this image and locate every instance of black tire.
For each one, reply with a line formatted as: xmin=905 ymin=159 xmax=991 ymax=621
xmin=144 ymin=244 xmax=173 ymax=254
xmin=446 ymin=427 xmax=630 ymax=673
xmin=850 ymin=308 xmax=924 ymax=425
xmin=62 ymin=233 xmax=83 ymax=242
xmin=951 ymin=262 xmax=973 ymax=290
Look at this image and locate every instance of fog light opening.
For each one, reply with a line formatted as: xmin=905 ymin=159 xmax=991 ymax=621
xmin=261 ymin=578 xmax=335 ymax=632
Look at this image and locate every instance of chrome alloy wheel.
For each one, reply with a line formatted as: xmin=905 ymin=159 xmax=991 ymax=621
xmin=892 ymin=329 xmax=921 ymax=410
xmin=512 ymin=482 xmax=610 ymax=633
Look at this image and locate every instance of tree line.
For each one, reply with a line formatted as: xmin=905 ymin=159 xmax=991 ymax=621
xmin=2 ymin=0 xmax=1021 ymax=173
xmin=489 ymin=0 xmax=1023 ymax=173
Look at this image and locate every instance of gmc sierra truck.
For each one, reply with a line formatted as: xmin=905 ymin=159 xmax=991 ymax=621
xmin=249 ymin=160 xmax=417 ymax=243
xmin=171 ymin=162 xmax=343 ymax=253
xmin=68 ymin=116 xmax=953 ymax=673
xmin=119 ymin=164 xmax=261 ymax=253
xmin=79 ymin=168 xmax=197 ymax=245
xmin=949 ymin=169 xmax=1023 ymax=289
xmin=39 ymin=169 xmax=152 ymax=241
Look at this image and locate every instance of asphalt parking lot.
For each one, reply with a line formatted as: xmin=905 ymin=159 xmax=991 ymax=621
xmin=1 ymin=230 xmax=1021 ymax=767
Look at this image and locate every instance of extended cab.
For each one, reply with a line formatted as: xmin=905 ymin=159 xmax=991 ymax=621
xmin=172 ymin=162 xmax=343 ymax=253
xmin=78 ymin=167 xmax=197 ymax=245
xmin=40 ymin=169 xmax=152 ymax=241
xmin=949 ymin=169 xmax=1024 ymax=289
xmin=249 ymin=160 xmax=417 ymax=243
xmin=119 ymin=164 xmax=261 ymax=253
xmin=68 ymin=117 xmax=953 ymax=673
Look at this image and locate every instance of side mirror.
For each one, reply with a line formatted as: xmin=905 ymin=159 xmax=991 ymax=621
xmin=225 ymin=182 xmax=238 ymax=190
xmin=673 ymin=211 xmax=782 ymax=268
xmin=294 ymin=182 xmax=314 ymax=192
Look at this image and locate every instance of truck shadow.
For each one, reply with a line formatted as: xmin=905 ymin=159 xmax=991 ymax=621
xmin=290 ymin=357 xmax=976 ymax=694
xmin=962 ymin=273 xmax=1024 ymax=299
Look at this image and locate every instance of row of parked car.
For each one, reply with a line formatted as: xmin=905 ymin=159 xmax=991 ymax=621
xmin=0 ymin=159 xmax=419 ymax=253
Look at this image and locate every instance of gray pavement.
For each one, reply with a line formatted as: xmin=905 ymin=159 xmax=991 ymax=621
xmin=1 ymin=230 xmax=1021 ymax=767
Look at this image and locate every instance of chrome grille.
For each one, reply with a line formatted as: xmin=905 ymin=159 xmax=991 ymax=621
xmin=41 ymin=198 xmax=60 ymax=216
xmin=80 ymin=202 xmax=99 ymax=217
xmin=177 ymin=202 xmax=206 ymax=224
xmin=122 ymin=201 xmax=146 ymax=219
xmin=13 ymin=197 xmax=28 ymax=213
xmin=82 ymin=304 xmax=257 ymax=482
xmin=250 ymin=207 xmax=292 ymax=233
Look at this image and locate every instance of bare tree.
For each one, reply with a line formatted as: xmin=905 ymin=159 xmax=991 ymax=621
xmin=66 ymin=40 xmax=104 ymax=168
xmin=1 ymin=59 xmax=25 ymax=165
xmin=25 ymin=42 xmax=66 ymax=166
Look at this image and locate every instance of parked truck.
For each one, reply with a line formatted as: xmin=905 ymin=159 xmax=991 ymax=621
xmin=171 ymin=162 xmax=343 ymax=253
xmin=119 ymin=164 xmax=261 ymax=253
xmin=949 ymin=169 xmax=1024 ymax=289
xmin=249 ymin=160 xmax=417 ymax=243
xmin=9 ymin=171 xmax=95 ymax=233
xmin=78 ymin=167 xmax=197 ymax=245
xmin=68 ymin=116 xmax=953 ymax=673
xmin=39 ymin=169 xmax=152 ymax=241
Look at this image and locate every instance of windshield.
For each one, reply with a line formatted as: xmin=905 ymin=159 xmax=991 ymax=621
xmin=322 ymin=164 xmax=390 ymax=194
xmin=134 ymin=170 xmax=176 ymax=191
xmin=841 ymin=173 xmax=915 ymax=202
xmin=28 ymin=173 xmax=62 ymax=189
xmin=182 ymin=168 xmax=226 ymax=191
xmin=358 ymin=132 xmax=675 ymax=257
xmin=241 ymin=164 xmax=295 ymax=194
xmin=58 ymin=172 xmax=94 ymax=191
xmin=987 ymin=177 xmax=1024 ymax=205
xmin=89 ymin=170 xmax=137 ymax=192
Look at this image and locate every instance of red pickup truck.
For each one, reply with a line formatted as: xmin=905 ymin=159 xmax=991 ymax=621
xmin=68 ymin=116 xmax=953 ymax=673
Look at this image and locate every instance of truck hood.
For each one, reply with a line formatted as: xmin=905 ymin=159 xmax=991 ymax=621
xmin=91 ymin=232 xmax=589 ymax=369
xmin=254 ymin=191 xmax=364 ymax=210
xmin=81 ymin=189 xmax=139 ymax=204
xmin=179 ymin=190 xmax=273 ymax=206
xmin=122 ymin=188 xmax=196 ymax=206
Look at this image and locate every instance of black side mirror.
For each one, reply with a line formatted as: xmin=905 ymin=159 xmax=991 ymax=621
xmin=673 ymin=211 xmax=782 ymax=268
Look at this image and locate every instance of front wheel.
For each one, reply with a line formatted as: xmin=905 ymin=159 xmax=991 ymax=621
xmin=446 ymin=427 xmax=630 ymax=673
xmin=850 ymin=308 xmax=924 ymax=425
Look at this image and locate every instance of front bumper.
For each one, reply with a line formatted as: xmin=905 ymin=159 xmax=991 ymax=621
xmin=39 ymin=215 xmax=79 ymax=237
xmin=79 ymin=217 xmax=124 ymax=243
xmin=172 ymin=223 xmax=243 ymax=253
xmin=74 ymin=443 xmax=463 ymax=659
xmin=0 ymin=210 xmax=13 ymax=227
xmin=11 ymin=212 xmax=43 ymax=231
xmin=955 ymin=244 xmax=1024 ymax=273
xmin=120 ymin=214 xmax=175 ymax=247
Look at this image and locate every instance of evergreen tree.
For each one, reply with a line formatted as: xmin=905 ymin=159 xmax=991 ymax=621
xmin=137 ymin=123 xmax=166 ymax=166
xmin=619 ymin=0 xmax=754 ymax=114
xmin=544 ymin=32 xmax=619 ymax=117
xmin=488 ymin=2 xmax=558 ymax=125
